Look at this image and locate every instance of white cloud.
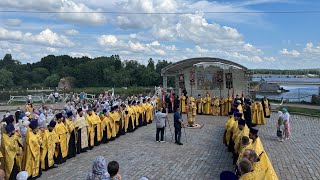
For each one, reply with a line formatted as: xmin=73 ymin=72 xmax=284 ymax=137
xmin=115 ymin=0 xmax=177 ymax=29
xmin=304 ymin=43 xmax=320 ymax=55
xmin=129 ymin=33 xmax=137 ymax=38
xmin=98 ymin=34 xmax=176 ymax=56
xmin=150 ymin=41 xmax=160 ymax=46
xmin=0 ymin=0 xmax=106 ymax=25
xmin=4 ymin=19 xmax=22 ymax=26
xmin=280 ymin=48 xmax=300 ymax=57
xmin=98 ymin=35 xmax=119 ymax=46
xmin=46 ymin=47 xmax=57 ymax=53
xmin=65 ymin=29 xmax=79 ymax=36
xmin=58 ymin=0 xmax=106 ymax=25
xmin=24 ymin=28 xmax=74 ymax=47
xmin=68 ymin=52 xmax=92 ymax=58
xmin=0 ymin=27 xmax=73 ymax=47
xmin=0 ymin=27 xmax=23 ymax=40
xmin=175 ymin=13 xmax=243 ymax=46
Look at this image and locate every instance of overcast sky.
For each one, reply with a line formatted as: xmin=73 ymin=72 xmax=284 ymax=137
xmin=0 ymin=0 xmax=320 ymax=69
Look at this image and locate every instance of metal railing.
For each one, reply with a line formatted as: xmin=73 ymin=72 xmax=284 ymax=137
xmin=7 ymin=95 xmax=45 ymax=104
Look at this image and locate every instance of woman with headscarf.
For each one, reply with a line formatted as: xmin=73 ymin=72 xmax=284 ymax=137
xmin=86 ymin=156 xmax=109 ymax=180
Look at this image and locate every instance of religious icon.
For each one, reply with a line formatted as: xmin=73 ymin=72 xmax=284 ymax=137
xmin=179 ymin=74 xmax=185 ymax=89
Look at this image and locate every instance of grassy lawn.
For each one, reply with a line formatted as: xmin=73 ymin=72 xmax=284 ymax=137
xmin=276 ymin=106 xmax=320 ymax=117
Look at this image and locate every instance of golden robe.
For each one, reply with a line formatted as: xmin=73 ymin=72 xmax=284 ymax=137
xmin=74 ymin=114 xmax=89 ymax=149
xmin=141 ymin=103 xmax=147 ymax=124
xmin=252 ymin=137 xmax=265 ymax=156
xmin=262 ymin=99 xmax=271 ymax=118
xmin=254 ymin=103 xmax=266 ymax=125
xmin=108 ymin=112 xmax=117 ymax=138
xmin=239 ymin=171 xmax=265 ymax=180
xmin=65 ymin=119 xmax=75 ymax=148
xmin=187 ymin=102 xmax=197 ymax=126
xmin=259 ymin=152 xmax=279 ymax=180
xmin=92 ymin=112 xmax=102 ymax=142
xmin=155 ymin=96 xmax=161 ymax=111
xmin=232 ymin=121 xmax=241 ymax=142
xmin=54 ymin=122 xmax=68 ymax=158
xmin=150 ymin=103 xmax=154 ymax=122
xmin=196 ymin=97 xmax=203 ymax=114
xmin=1 ymin=133 xmax=21 ymax=180
xmin=237 ymin=143 xmax=253 ymax=164
xmin=132 ymin=105 xmax=139 ymax=127
xmin=100 ymin=114 xmax=111 ymax=139
xmin=251 ymin=103 xmax=259 ymax=125
xmin=113 ymin=111 xmax=121 ymax=135
xmin=212 ymin=98 xmax=220 ymax=116
xmin=24 ymin=131 xmax=41 ymax=178
xmin=40 ymin=129 xmax=59 ymax=170
xmin=203 ymin=97 xmax=211 ymax=115
xmin=220 ymin=98 xmax=226 ymax=116
xmin=179 ymin=96 xmax=186 ymax=113
xmin=234 ymin=125 xmax=250 ymax=153
xmin=123 ymin=108 xmax=130 ymax=133
xmin=25 ymin=104 xmax=33 ymax=113
xmin=85 ymin=114 xmax=96 ymax=147
xmin=145 ymin=103 xmax=153 ymax=123
xmin=225 ymin=116 xmax=235 ymax=145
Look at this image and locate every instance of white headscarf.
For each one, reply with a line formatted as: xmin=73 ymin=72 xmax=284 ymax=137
xmin=16 ymin=171 xmax=28 ymax=180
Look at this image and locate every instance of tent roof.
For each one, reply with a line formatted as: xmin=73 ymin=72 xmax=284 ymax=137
xmin=161 ymin=57 xmax=249 ymax=76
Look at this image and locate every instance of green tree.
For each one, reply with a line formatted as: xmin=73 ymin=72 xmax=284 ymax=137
xmin=44 ymin=74 xmax=60 ymax=87
xmin=147 ymin=58 xmax=155 ymax=70
xmin=0 ymin=69 xmax=14 ymax=89
xmin=31 ymin=67 xmax=50 ymax=82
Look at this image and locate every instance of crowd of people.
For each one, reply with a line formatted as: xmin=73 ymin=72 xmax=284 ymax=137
xmin=220 ymin=96 xmax=283 ymax=179
xmin=0 ymin=87 xmax=288 ymax=180
xmin=0 ymin=92 xmax=157 ymax=180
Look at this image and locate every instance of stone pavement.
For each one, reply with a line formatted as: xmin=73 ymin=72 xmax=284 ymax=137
xmin=39 ymin=114 xmax=234 ymax=180
xmin=38 ymin=113 xmax=320 ymax=180
xmin=259 ymin=113 xmax=320 ymax=180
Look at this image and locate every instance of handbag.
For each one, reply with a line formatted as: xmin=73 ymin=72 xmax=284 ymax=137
xmin=277 ymin=129 xmax=282 ymax=137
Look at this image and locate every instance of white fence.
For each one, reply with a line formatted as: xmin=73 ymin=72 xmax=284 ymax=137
xmin=7 ymin=95 xmax=45 ymax=104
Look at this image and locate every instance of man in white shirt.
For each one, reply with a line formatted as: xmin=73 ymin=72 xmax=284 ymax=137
xmin=54 ymin=92 xmax=59 ymax=103
xmin=155 ymin=108 xmax=167 ymax=143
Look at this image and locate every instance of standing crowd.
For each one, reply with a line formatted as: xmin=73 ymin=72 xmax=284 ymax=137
xmin=0 ymin=92 xmax=156 ymax=180
xmin=220 ymin=96 xmax=284 ymax=180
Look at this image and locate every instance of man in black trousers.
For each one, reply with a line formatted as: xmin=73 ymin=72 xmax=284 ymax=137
xmin=155 ymin=107 xmax=167 ymax=143
xmin=174 ymin=108 xmax=184 ymax=145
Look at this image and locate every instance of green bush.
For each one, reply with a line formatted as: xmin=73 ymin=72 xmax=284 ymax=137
xmin=44 ymin=74 xmax=60 ymax=87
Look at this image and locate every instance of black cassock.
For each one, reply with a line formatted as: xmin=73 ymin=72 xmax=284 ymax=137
xmin=76 ymin=128 xmax=88 ymax=154
xmin=68 ymin=130 xmax=77 ymax=159
xmin=244 ymin=106 xmax=252 ymax=128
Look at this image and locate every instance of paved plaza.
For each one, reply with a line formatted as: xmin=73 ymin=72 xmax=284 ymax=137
xmin=38 ymin=112 xmax=320 ymax=180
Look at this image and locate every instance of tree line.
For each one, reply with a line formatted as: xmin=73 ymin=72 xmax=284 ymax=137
xmin=0 ymin=54 xmax=173 ymax=89
xmin=252 ymin=69 xmax=320 ymax=75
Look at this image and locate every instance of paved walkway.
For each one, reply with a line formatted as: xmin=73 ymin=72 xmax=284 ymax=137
xmin=38 ymin=113 xmax=320 ymax=180
xmin=39 ymin=114 xmax=234 ymax=180
xmin=259 ymin=113 xmax=320 ymax=180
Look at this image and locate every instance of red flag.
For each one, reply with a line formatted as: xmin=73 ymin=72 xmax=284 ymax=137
xmin=170 ymin=89 xmax=174 ymax=110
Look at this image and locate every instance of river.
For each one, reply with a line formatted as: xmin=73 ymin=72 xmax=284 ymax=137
xmin=253 ymin=77 xmax=320 ymax=102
